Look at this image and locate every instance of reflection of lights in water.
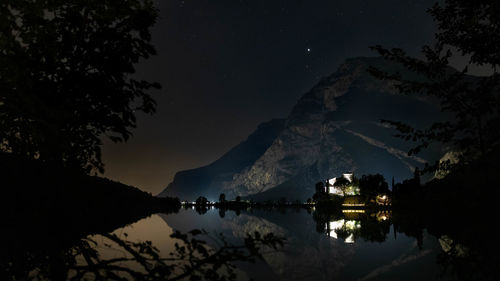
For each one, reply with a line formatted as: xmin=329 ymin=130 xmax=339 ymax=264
xmin=326 ymin=220 xmax=359 ymax=243
xmin=342 ymin=209 xmax=365 ymax=213
xmin=439 ymin=235 xmax=469 ymax=257
xmin=376 ymin=211 xmax=391 ymax=221
xmin=345 ymin=220 xmax=358 ymax=230
xmin=342 ymin=204 xmax=365 ymax=207
xmin=327 ymin=219 xmax=344 ymax=239
xmin=345 ymin=234 xmax=355 ymax=244
xmin=376 ymin=195 xmax=391 ymax=205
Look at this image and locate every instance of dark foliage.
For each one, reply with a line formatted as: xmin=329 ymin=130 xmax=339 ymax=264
xmin=369 ymin=0 xmax=500 ymax=174
xmin=315 ymin=181 xmax=324 ymax=193
xmin=218 ymin=193 xmax=226 ymax=203
xmin=0 ymin=152 xmax=180 ymax=244
xmin=311 ymin=181 xmax=327 ymax=203
xmin=333 ymin=177 xmax=350 ymax=187
xmin=333 ymin=176 xmax=351 ymax=196
xmin=1 ymin=227 xmax=284 ymax=281
xmin=196 ymin=196 xmax=209 ymax=206
xmin=358 ymin=174 xmax=389 ymax=200
xmin=0 ymin=0 xmax=160 ymax=173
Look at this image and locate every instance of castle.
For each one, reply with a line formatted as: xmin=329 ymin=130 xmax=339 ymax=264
xmin=325 ymin=172 xmax=360 ymax=196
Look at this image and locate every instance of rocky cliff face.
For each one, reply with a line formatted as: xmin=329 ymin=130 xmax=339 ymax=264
xmin=160 ymin=57 xmax=444 ymax=201
xmin=158 ymin=118 xmax=285 ymax=200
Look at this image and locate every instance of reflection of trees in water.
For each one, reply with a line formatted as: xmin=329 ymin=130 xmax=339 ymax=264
xmin=0 ymin=230 xmax=283 ymax=281
xmin=435 ymin=231 xmax=499 ymax=281
xmin=320 ymin=213 xmax=391 ymax=244
xmin=313 ymin=210 xmax=392 ymax=244
xmin=313 ymin=206 xmax=500 ymax=280
xmin=195 ymin=205 xmax=209 ymax=215
xmin=218 ymin=209 xmax=226 ymax=218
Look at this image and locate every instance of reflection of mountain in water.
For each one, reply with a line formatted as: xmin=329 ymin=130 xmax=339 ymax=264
xmin=160 ymin=209 xmax=441 ymax=281
xmin=160 ymin=209 xmax=356 ymax=281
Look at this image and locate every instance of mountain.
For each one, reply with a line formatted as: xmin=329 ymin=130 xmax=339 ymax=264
xmin=159 ymin=57 xmax=445 ymax=201
xmin=158 ymin=118 xmax=286 ymax=200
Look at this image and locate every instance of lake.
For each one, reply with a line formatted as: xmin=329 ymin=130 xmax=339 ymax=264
xmin=84 ymin=207 xmax=455 ymax=281
xmin=3 ymin=205 xmax=493 ymax=281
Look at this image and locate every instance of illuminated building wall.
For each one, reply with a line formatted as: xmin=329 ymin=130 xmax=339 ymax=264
xmin=326 ymin=172 xmax=358 ymax=196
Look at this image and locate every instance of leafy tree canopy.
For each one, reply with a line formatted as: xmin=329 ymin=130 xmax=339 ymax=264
xmin=333 ymin=176 xmax=350 ymax=187
xmin=370 ymin=0 xmax=500 ymax=174
xmin=0 ymin=0 xmax=160 ymax=173
xmin=359 ymin=174 xmax=389 ymax=199
xmin=219 ymin=193 xmax=226 ymax=203
xmin=195 ymin=196 xmax=208 ymax=205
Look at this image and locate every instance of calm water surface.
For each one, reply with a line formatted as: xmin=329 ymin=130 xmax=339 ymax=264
xmin=99 ymin=208 xmax=448 ymax=281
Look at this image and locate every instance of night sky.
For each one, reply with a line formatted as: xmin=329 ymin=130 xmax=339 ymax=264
xmin=102 ymin=0 xmax=438 ymax=195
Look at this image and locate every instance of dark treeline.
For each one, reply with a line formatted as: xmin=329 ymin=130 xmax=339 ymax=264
xmin=0 ymin=0 xmax=182 ymax=258
xmin=0 ymin=152 xmax=181 ymax=267
xmin=364 ymin=1 xmax=500 ymax=278
xmin=0 ymin=1 xmax=286 ymax=280
xmin=0 ymin=153 xmax=287 ymax=281
xmin=186 ymin=201 xmax=313 ymax=217
xmin=0 ymin=1 xmax=185 ymax=276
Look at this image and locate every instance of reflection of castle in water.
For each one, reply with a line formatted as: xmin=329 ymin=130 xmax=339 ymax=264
xmin=326 ymin=219 xmax=361 ymax=243
xmin=325 ymin=211 xmax=392 ymax=244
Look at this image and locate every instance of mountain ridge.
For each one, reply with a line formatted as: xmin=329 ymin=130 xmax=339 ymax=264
xmin=158 ymin=118 xmax=285 ymax=200
xmin=159 ymin=56 xmax=445 ymax=201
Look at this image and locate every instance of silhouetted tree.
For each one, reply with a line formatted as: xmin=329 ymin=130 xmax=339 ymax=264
xmin=392 ymin=173 xmax=421 ymax=199
xmin=312 ymin=181 xmax=328 ymax=202
xmin=369 ymin=0 xmax=500 ymax=174
xmin=219 ymin=193 xmax=226 ymax=203
xmin=315 ymin=181 xmax=325 ymax=193
xmin=413 ymin=167 xmax=421 ymax=186
xmin=218 ymin=208 xmax=226 ymax=218
xmin=195 ymin=196 xmax=208 ymax=206
xmin=334 ymin=177 xmax=351 ymax=196
xmin=359 ymin=218 xmax=390 ymax=243
xmin=195 ymin=205 xmax=208 ymax=215
xmin=1 ymin=229 xmax=284 ymax=281
xmin=0 ymin=0 xmax=160 ymax=173
xmin=359 ymin=174 xmax=389 ymax=200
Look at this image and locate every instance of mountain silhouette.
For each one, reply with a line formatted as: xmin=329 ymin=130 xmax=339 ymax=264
xmin=159 ymin=57 xmax=445 ymax=201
